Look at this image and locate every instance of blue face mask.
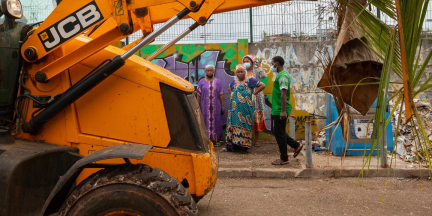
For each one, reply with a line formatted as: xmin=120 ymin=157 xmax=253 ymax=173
xmin=244 ymin=63 xmax=251 ymax=69
xmin=270 ymin=65 xmax=277 ymax=72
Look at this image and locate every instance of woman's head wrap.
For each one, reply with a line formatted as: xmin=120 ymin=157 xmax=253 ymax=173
xmin=205 ymin=64 xmax=215 ymax=70
xmin=242 ymin=55 xmax=255 ymax=65
xmin=235 ymin=64 xmax=247 ymax=72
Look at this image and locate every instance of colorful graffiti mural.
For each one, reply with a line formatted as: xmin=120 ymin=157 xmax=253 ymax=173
xmin=137 ymin=39 xmax=248 ymax=127
xmin=136 ymin=40 xmax=332 ymax=139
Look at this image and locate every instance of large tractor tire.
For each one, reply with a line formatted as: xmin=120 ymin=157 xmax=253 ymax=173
xmin=58 ymin=164 xmax=198 ymax=216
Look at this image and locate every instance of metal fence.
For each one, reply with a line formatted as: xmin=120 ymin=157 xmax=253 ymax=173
xmin=19 ymin=0 xmax=432 ymax=44
xmin=131 ymin=0 xmax=432 ymax=44
xmin=22 ymin=1 xmax=55 ymax=24
xmin=130 ymin=0 xmax=338 ymax=43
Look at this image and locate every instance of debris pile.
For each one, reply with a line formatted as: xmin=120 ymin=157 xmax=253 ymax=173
xmin=316 ymin=131 xmax=326 ymax=147
xmin=391 ymin=99 xmax=432 ymax=167
xmin=305 ymin=131 xmax=327 ymax=153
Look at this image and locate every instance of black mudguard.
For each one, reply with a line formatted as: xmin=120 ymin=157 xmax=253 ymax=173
xmin=0 ymin=139 xmax=82 ymax=216
xmin=40 ymin=143 xmax=152 ymax=216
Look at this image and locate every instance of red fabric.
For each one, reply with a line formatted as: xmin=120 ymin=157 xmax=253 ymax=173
xmin=253 ymin=110 xmax=267 ymax=132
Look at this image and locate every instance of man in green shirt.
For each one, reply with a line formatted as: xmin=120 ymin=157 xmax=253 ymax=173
xmin=270 ymin=56 xmax=303 ymax=165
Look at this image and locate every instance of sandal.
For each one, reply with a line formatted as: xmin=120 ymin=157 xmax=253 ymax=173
xmin=271 ymin=159 xmax=289 ymax=165
xmin=293 ymin=144 xmax=304 ymax=158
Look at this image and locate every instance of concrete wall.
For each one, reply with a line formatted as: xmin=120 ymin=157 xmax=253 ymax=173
xmin=136 ymin=38 xmax=432 ymax=139
xmin=137 ymin=40 xmax=333 ymax=139
xmin=249 ymin=42 xmax=333 ymax=138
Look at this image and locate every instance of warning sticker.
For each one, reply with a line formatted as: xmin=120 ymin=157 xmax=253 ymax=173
xmin=114 ymin=0 xmax=124 ymax=16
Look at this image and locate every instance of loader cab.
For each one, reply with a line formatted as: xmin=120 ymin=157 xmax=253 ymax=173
xmin=0 ymin=0 xmax=24 ymax=127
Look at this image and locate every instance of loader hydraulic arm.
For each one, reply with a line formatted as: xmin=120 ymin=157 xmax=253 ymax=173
xmin=21 ymin=0 xmax=291 ymax=134
xmin=20 ymin=0 xmax=207 ymax=62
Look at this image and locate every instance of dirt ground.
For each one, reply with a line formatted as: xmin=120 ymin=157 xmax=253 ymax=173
xmin=311 ymin=151 xmax=421 ymax=169
xmin=198 ymin=177 xmax=432 ymax=215
xmin=217 ymin=139 xmax=303 ymax=169
xmin=218 ymin=138 xmax=423 ymax=170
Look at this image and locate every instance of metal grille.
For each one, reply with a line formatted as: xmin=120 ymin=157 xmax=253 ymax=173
xmin=128 ymin=0 xmax=338 ymax=43
xmin=22 ymin=0 xmax=56 ymax=24
xmin=139 ymin=8 xmax=252 ymax=43
xmin=251 ymin=1 xmax=335 ymax=42
xmin=369 ymin=6 xmax=432 ymax=32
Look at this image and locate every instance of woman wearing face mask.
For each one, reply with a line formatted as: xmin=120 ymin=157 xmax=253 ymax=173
xmin=242 ymin=55 xmax=268 ymax=147
xmin=225 ymin=64 xmax=266 ymax=153
xmin=197 ymin=64 xmax=224 ymax=146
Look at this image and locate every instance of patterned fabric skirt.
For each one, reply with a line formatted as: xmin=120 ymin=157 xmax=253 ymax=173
xmin=253 ymin=110 xmax=267 ymax=132
xmin=226 ymin=84 xmax=255 ymax=150
xmin=226 ymin=124 xmax=252 ymax=150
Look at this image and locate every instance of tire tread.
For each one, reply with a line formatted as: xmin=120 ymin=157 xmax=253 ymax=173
xmin=59 ymin=164 xmax=198 ymax=216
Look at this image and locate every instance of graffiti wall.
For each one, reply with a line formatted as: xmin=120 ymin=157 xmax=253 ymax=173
xmin=137 ymin=40 xmax=332 ymax=139
xmin=137 ymin=39 xmax=248 ymax=130
xmin=249 ymin=42 xmax=333 ymax=139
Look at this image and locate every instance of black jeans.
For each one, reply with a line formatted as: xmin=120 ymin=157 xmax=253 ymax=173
xmin=271 ymin=115 xmax=300 ymax=161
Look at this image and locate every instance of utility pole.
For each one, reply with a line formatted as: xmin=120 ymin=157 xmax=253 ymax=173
xmin=317 ymin=4 xmax=322 ymax=42
xmin=249 ymin=8 xmax=253 ymax=43
xmin=204 ymin=24 xmax=207 ymax=45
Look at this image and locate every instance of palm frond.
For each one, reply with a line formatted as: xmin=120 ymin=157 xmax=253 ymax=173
xmin=323 ymin=0 xmax=432 ymax=174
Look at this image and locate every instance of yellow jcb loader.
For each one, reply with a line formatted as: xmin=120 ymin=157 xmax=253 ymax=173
xmin=0 ymin=0 xmax=288 ymax=215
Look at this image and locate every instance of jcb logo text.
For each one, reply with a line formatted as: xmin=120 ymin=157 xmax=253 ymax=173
xmin=38 ymin=1 xmax=104 ymax=52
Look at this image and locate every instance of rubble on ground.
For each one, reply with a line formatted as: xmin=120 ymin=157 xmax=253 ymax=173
xmin=304 ymin=131 xmax=327 ymax=153
xmin=316 ymin=131 xmax=326 ymax=147
xmin=391 ymin=99 xmax=432 ymax=167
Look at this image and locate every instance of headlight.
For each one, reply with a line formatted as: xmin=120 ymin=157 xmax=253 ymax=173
xmin=1 ymin=0 xmax=22 ymax=19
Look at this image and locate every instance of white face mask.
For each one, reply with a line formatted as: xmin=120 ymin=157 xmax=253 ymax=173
xmin=270 ymin=63 xmax=278 ymax=72
xmin=271 ymin=63 xmax=278 ymax=81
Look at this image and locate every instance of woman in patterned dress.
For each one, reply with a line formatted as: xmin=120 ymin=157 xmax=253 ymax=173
xmin=197 ymin=64 xmax=224 ymax=146
xmin=242 ymin=55 xmax=268 ymax=147
xmin=225 ymin=64 xmax=266 ymax=152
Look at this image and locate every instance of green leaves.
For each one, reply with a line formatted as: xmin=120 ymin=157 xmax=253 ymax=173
xmin=334 ymin=0 xmax=432 ymax=173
